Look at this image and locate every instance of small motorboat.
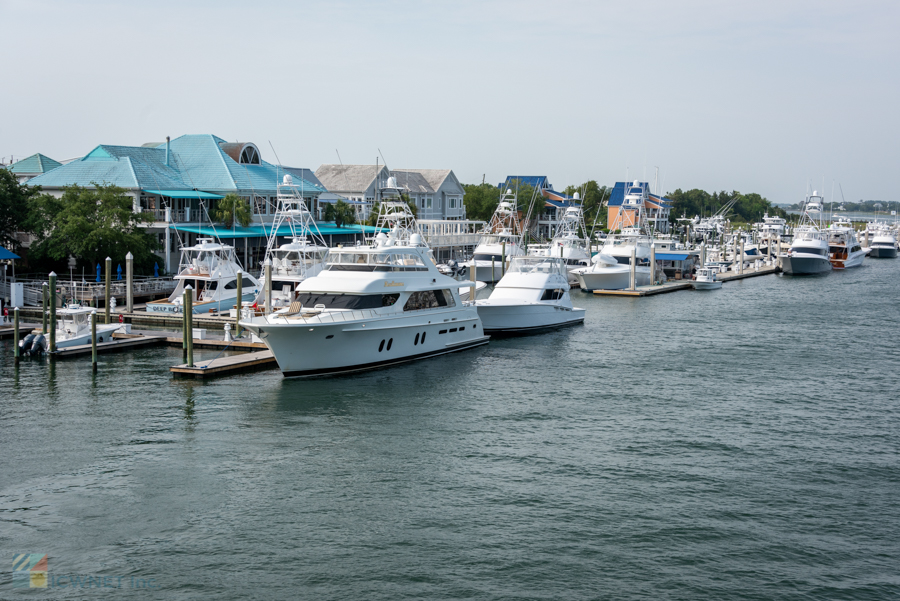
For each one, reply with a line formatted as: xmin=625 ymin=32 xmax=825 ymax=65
xmin=692 ymin=267 xmax=722 ymax=290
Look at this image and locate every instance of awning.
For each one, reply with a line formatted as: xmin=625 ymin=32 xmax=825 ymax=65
xmin=172 ymin=223 xmax=385 ymax=239
xmin=0 ymin=246 xmax=20 ymax=260
xmin=655 ymin=252 xmax=690 ymax=261
xmin=142 ymin=190 xmax=225 ymax=200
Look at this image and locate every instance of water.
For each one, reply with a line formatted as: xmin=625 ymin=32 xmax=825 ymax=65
xmin=2 ymin=261 xmax=899 ymax=599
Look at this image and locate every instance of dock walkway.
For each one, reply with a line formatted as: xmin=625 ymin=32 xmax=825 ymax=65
xmin=170 ymin=351 xmax=277 ymax=379
xmin=592 ymin=264 xmax=780 ymax=297
xmin=52 ymin=335 xmax=167 ymax=358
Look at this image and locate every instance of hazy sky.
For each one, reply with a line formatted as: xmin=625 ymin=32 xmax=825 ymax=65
xmin=2 ymin=0 xmax=898 ymax=203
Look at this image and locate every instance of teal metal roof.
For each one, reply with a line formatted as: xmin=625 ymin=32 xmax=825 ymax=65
xmin=8 ymin=153 xmax=62 ymax=175
xmin=143 ymin=190 xmax=224 ymax=199
xmin=24 ymin=135 xmax=324 ymax=197
xmin=172 ymin=222 xmax=384 ymax=239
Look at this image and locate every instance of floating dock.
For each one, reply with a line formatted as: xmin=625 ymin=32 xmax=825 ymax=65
xmin=51 ymin=335 xmax=168 ymax=358
xmin=592 ymin=264 xmax=780 ymax=297
xmin=170 ymin=351 xmax=277 ymax=379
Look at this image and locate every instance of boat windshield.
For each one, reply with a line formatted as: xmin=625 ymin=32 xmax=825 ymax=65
xmin=507 ymin=257 xmax=567 ymax=276
xmin=327 ymin=251 xmax=428 ymax=272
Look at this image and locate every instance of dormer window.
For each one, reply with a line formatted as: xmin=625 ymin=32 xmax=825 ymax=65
xmin=240 ymin=145 xmax=260 ymax=164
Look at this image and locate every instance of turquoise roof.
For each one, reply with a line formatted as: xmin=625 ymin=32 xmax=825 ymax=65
xmin=8 ymin=153 xmax=62 ymax=175
xmin=24 ymin=134 xmax=324 ymax=197
xmin=173 ymin=222 xmax=384 ymax=239
xmin=142 ymin=189 xmax=224 ymax=199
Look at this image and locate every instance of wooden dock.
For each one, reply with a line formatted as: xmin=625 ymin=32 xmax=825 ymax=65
xmin=170 ymin=350 xmax=277 ymax=379
xmin=51 ymin=335 xmax=168 ymax=358
xmin=593 ymin=264 xmax=780 ymax=297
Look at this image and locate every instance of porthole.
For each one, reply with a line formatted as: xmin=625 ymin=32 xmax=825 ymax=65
xmin=326 ymin=334 xmax=334 ymax=339
xmin=378 ymin=339 xmax=385 ymax=352
xmin=386 ymin=338 xmax=393 ymax=351
xmin=414 ymin=333 xmax=420 ymax=345
xmin=421 ymin=332 xmax=426 ymax=343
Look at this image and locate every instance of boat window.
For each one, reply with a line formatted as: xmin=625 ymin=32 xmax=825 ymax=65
xmin=540 ymin=289 xmax=566 ymax=301
xmin=403 ymin=289 xmax=454 ymax=311
xmin=473 ymin=254 xmax=504 ymax=262
xmin=222 ymin=279 xmax=237 ymax=290
xmin=382 ymin=294 xmax=399 ymax=307
xmin=295 ymin=293 xmax=386 ymax=310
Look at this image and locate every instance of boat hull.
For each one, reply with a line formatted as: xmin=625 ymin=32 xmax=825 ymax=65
xmin=574 ymin=267 xmax=651 ymax=291
xmin=241 ymin=309 xmax=489 ymax=378
xmin=867 ymin=246 xmax=897 ymax=258
xmin=476 ymin=302 xmax=585 ymax=335
xmin=691 ymin=281 xmax=722 ymax=290
xmin=780 ymin=255 xmax=832 ymax=275
xmin=829 ymin=249 xmax=867 ymax=269
xmin=55 ymin=324 xmax=122 ymax=348
xmin=146 ymin=292 xmax=258 ymax=314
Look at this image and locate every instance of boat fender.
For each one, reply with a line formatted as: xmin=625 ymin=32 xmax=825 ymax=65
xmin=119 ymin=314 xmax=124 ymax=323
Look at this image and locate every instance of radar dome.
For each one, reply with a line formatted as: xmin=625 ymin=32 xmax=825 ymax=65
xmin=410 ymin=233 xmax=423 ymax=246
xmin=633 ymin=180 xmax=640 ymax=186
xmin=387 ymin=176 xmax=398 ymax=188
xmin=573 ymin=192 xmax=580 ymax=200
xmin=283 ymin=174 xmax=293 ymax=185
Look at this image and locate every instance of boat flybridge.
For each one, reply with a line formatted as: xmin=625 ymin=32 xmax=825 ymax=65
xmin=463 ymin=189 xmax=525 ymax=282
xmin=239 ymin=224 xmax=489 ymax=378
xmin=826 ymin=218 xmax=867 ymax=269
xmin=475 ymin=256 xmax=585 ymax=335
xmin=146 ymin=238 xmax=261 ymax=313
xmin=530 ymin=197 xmax=591 ymax=285
xmin=781 ymin=191 xmax=832 ymax=275
xmin=570 ymin=182 xmax=653 ymax=290
xmin=255 ymin=174 xmax=329 ymax=311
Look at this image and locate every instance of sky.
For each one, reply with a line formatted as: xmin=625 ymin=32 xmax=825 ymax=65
xmin=1 ymin=0 xmax=898 ymax=203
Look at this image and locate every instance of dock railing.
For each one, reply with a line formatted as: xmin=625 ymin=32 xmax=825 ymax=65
xmin=0 ymin=275 xmax=177 ymax=306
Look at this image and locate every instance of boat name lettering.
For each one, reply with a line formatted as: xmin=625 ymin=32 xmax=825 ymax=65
xmin=384 ymin=281 xmax=404 ymax=288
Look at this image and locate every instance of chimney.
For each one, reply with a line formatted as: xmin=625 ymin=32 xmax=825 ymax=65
xmin=165 ymin=136 xmax=170 ymax=166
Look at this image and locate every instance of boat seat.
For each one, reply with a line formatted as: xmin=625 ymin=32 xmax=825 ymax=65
xmin=286 ymin=301 xmax=303 ymax=314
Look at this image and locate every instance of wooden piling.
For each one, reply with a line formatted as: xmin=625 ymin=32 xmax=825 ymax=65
xmin=629 ymin=247 xmax=636 ymax=291
xmin=264 ymin=259 xmax=272 ymax=316
xmin=126 ymin=252 xmax=134 ymax=313
xmin=235 ymin=270 xmax=242 ymax=338
xmin=104 ymin=257 xmax=111 ymax=324
xmin=501 ymin=241 xmax=506 ymax=278
xmin=13 ymin=307 xmax=19 ymax=364
xmin=41 ymin=282 xmax=48 ymax=333
xmin=49 ymin=271 xmax=57 ymax=352
xmin=91 ymin=311 xmax=98 ymax=372
xmin=185 ymin=285 xmax=194 ymax=367
xmin=469 ymin=264 xmax=475 ymax=302
xmin=650 ymin=245 xmax=656 ymax=285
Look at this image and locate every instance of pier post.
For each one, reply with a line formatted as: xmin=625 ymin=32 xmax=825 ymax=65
xmin=91 ymin=311 xmax=97 ymax=372
xmin=104 ymin=257 xmax=111 ymax=324
xmin=740 ymin=239 xmax=745 ymax=275
xmin=700 ymin=243 xmax=706 ymax=267
xmin=469 ymin=264 xmax=475 ymax=303
xmin=650 ymin=245 xmax=656 ymax=285
xmin=491 ymin=257 xmax=495 ymax=282
xmin=49 ymin=272 xmax=57 ymax=352
xmin=182 ymin=288 xmax=189 ymax=354
xmin=629 ymin=247 xmax=636 ymax=291
xmin=235 ymin=270 xmax=242 ymax=338
xmin=41 ymin=282 xmax=48 ymax=333
xmin=13 ymin=306 xmax=19 ymax=364
xmin=264 ymin=259 xmax=272 ymax=316
xmin=185 ymin=285 xmax=194 ymax=367
xmin=126 ymin=252 xmax=134 ymax=313
xmin=501 ymin=241 xmax=506 ymax=278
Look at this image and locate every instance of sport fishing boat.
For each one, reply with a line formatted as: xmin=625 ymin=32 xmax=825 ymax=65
xmin=691 ymin=266 xmax=722 ymax=290
xmin=475 ymin=256 xmax=585 ymax=335
xmin=781 ymin=191 xmax=832 ymax=275
xmin=866 ymin=225 xmax=898 ymax=258
xmin=254 ymin=174 xmax=329 ymax=311
xmin=239 ymin=227 xmax=489 ymax=378
xmin=531 ymin=202 xmax=591 ymax=286
xmin=463 ymin=189 xmax=525 ymax=282
xmin=146 ymin=238 xmax=261 ymax=313
xmin=826 ymin=219 xmax=867 ymax=269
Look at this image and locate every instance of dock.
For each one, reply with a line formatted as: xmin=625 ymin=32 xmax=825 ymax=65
xmin=51 ymin=334 xmax=168 ymax=358
xmin=593 ymin=263 xmax=780 ymax=297
xmin=170 ymin=350 xmax=277 ymax=379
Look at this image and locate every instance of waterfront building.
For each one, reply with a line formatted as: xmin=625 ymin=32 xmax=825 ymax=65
xmin=7 ymin=153 xmax=62 ymax=183
xmin=498 ymin=176 xmax=582 ymax=241
xmin=607 ymin=181 xmax=672 ymax=233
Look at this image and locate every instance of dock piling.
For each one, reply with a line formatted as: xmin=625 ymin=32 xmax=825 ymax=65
xmin=740 ymin=239 xmax=745 ymax=275
xmin=264 ymin=259 xmax=272 ymax=316
xmin=629 ymin=247 xmax=636 ymax=291
xmin=126 ymin=252 xmax=134 ymax=313
xmin=91 ymin=311 xmax=98 ymax=372
xmin=235 ymin=270 xmax=242 ymax=338
xmin=650 ymin=245 xmax=656 ymax=284
xmin=501 ymin=242 xmax=506 ymax=278
xmin=104 ymin=257 xmax=111 ymax=324
xmin=469 ymin=264 xmax=475 ymax=303
xmin=13 ymin=307 xmax=19 ymax=364
xmin=41 ymin=282 xmax=48 ymax=333
xmin=49 ymin=272 xmax=57 ymax=352
xmin=185 ymin=285 xmax=194 ymax=367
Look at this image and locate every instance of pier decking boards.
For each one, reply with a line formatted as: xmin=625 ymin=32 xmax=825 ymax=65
xmin=170 ymin=351 xmax=277 ymax=379
xmin=51 ymin=335 xmax=168 ymax=358
xmin=592 ymin=264 xmax=780 ymax=297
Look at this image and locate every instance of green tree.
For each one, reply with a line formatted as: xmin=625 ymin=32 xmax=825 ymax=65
xmin=213 ymin=193 xmax=252 ymax=228
xmin=462 ymin=183 xmax=501 ymax=222
xmin=563 ymin=180 xmax=610 ymax=233
xmin=324 ymin=199 xmax=356 ymax=228
xmin=27 ymin=183 xmax=159 ymax=273
xmin=0 ymin=168 xmax=41 ymax=252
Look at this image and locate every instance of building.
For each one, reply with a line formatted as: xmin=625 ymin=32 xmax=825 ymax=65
xmin=23 ymin=134 xmax=375 ymax=273
xmin=315 ymin=164 xmax=467 ymax=221
xmin=498 ymin=176 xmax=582 ymax=240
xmin=7 ymin=153 xmax=62 ymax=183
xmin=607 ymin=181 xmax=672 ymax=233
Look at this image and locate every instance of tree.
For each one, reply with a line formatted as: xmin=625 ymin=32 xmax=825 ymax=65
xmin=563 ymin=180 xmax=609 ymax=233
xmin=323 ymin=199 xmax=356 ymax=228
xmin=666 ymin=188 xmax=787 ymax=224
xmin=213 ymin=193 xmax=252 ymax=228
xmin=0 ymin=168 xmax=41 ymax=252
xmin=27 ymin=183 xmax=159 ymax=273
xmin=462 ymin=183 xmax=501 ymax=222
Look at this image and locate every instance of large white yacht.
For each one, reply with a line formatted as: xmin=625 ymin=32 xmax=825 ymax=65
xmin=239 ymin=228 xmax=489 ymax=378
xmin=475 ymin=256 xmax=585 ymax=335
xmin=866 ymin=224 xmax=898 ymax=258
xmin=826 ymin=218 xmax=867 ymax=269
xmin=463 ymin=189 xmax=525 ymax=282
xmin=781 ymin=191 xmax=832 ymax=275
xmin=146 ymin=238 xmax=261 ymax=313
xmin=254 ymin=175 xmax=329 ymax=311
xmin=531 ymin=200 xmax=591 ymax=285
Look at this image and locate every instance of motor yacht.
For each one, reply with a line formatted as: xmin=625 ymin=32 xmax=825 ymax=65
xmin=531 ymin=202 xmax=591 ymax=285
xmin=147 ymin=238 xmax=261 ymax=313
xmin=826 ymin=221 xmax=867 ymax=269
xmin=570 ymin=232 xmax=652 ymax=291
xmin=463 ymin=189 xmax=525 ymax=282
xmin=780 ymin=191 xmax=832 ymax=275
xmin=867 ymin=226 xmax=898 ymax=258
xmin=43 ymin=304 xmax=121 ymax=349
xmin=239 ymin=229 xmax=489 ymax=378
xmin=475 ymin=256 xmax=585 ymax=335
xmin=691 ymin=267 xmax=722 ymax=290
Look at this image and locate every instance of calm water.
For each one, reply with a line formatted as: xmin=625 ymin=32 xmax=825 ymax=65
xmin=2 ymin=260 xmax=899 ymax=600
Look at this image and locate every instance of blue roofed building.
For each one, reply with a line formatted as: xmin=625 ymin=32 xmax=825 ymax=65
xmin=22 ymin=134 xmax=362 ymax=272
xmin=498 ymin=176 xmax=584 ymax=240
xmin=607 ymin=180 xmax=672 ymax=233
xmin=7 ymin=153 xmax=63 ymax=183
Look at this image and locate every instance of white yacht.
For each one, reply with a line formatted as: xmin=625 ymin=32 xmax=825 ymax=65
xmin=475 ymin=256 xmax=585 ymax=335
xmin=866 ymin=225 xmax=898 ymax=258
xmin=826 ymin=220 xmax=867 ymax=269
xmin=239 ymin=229 xmax=489 ymax=378
xmin=757 ymin=213 xmax=787 ymax=255
xmin=463 ymin=189 xmax=525 ymax=282
xmin=781 ymin=191 xmax=832 ymax=275
xmin=146 ymin=238 xmax=261 ymax=313
xmin=254 ymin=175 xmax=329 ymax=311
xmin=531 ymin=201 xmax=591 ymax=285
xmin=51 ymin=304 xmax=121 ymax=348
xmin=691 ymin=267 xmax=722 ymax=290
